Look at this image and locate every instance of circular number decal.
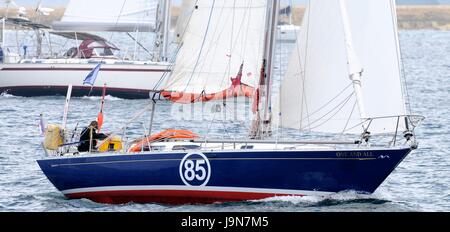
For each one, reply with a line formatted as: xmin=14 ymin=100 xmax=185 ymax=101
xmin=179 ymin=152 xmax=211 ymax=186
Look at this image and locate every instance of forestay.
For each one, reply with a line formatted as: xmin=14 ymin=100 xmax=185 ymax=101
xmin=52 ymin=0 xmax=158 ymax=32
xmin=275 ymin=0 xmax=407 ymax=134
xmin=162 ymin=0 xmax=267 ymax=103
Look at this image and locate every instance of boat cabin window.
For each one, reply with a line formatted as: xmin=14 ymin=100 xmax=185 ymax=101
xmin=150 ymin=146 xmax=165 ymax=151
xmin=64 ymin=47 xmax=78 ymax=58
xmin=172 ymin=145 xmax=200 ymax=151
xmin=139 ymin=145 xmax=165 ymax=151
xmin=240 ymin=145 xmax=254 ymax=149
xmin=93 ymin=47 xmax=114 ymax=57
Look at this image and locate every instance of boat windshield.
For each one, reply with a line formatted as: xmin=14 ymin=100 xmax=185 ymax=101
xmin=172 ymin=145 xmax=201 ymax=151
xmin=93 ymin=47 xmax=115 ymax=57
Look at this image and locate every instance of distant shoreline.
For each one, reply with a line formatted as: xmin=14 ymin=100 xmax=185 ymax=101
xmin=1 ymin=5 xmax=449 ymax=31
xmin=278 ymin=5 xmax=450 ymax=30
xmin=396 ymin=5 xmax=450 ymax=30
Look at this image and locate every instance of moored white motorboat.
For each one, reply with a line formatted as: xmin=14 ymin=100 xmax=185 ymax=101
xmin=277 ymin=24 xmax=300 ymax=43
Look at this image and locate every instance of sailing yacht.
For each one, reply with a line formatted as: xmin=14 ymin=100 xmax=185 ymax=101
xmin=0 ymin=0 xmax=172 ymax=99
xmin=36 ymin=0 xmax=423 ymax=204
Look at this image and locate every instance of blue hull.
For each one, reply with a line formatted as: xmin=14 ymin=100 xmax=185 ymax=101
xmin=37 ymin=148 xmax=411 ymax=204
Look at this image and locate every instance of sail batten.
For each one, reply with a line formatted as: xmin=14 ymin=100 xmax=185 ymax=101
xmin=276 ymin=0 xmax=407 ymax=134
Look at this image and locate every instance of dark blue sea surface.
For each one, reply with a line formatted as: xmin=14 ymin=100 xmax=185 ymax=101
xmin=0 ymin=30 xmax=448 ymax=212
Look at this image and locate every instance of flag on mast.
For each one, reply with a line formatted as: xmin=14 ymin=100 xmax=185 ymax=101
xmin=97 ymin=83 xmax=107 ymax=132
xmin=83 ymin=63 xmax=101 ymax=86
xmin=279 ymin=5 xmax=291 ymax=16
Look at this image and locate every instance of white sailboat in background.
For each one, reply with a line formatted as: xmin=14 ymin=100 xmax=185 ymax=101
xmin=0 ymin=0 xmax=172 ymax=99
xmin=37 ymin=0 xmax=424 ymax=205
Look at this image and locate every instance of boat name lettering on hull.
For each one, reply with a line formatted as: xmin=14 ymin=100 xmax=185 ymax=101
xmin=336 ymin=151 xmax=374 ymax=158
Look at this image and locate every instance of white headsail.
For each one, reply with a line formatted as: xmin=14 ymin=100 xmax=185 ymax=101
xmin=276 ymin=0 xmax=406 ymax=134
xmin=162 ymin=0 xmax=267 ymax=101
xmin=53 ymin=0 xmax=158 ymax=32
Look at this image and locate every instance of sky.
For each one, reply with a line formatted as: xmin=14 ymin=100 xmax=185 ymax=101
xmin=4 ymin=0 xmax=450 ymax=7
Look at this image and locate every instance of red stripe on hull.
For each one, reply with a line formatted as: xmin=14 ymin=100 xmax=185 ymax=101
xmin=65 ymin=189 xmax=305 ymax=205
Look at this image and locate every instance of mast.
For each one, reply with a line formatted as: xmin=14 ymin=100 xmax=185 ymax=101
xmin=289 ymin=0 xmax=293 ymax=25
xmin=34 ymin=29 xmax=43 ymax=58
xmin=338 ymin=0 xmax=367 ymax=120
xmin=155 ymin=0 xmax=171 ymax=62
xmin=162 ymin=0 xmax=171 ymax=61
xmin=1 ymin=17 xmax=5 ymax=48
xmin=250 ymin=0 xmax=279 ymax=139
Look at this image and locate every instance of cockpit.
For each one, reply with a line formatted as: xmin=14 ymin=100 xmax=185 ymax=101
xmin=51 ymin=32 xmax=119 ymax=59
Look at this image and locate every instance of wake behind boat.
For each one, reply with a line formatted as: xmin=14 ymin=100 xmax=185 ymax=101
xmin=36 ymin=0 xmax=424 ymax=205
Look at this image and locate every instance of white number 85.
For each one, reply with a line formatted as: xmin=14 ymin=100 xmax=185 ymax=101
xmin=179 ymin=153 xmax=211 ymax=186
xmin=184 ymin=159 xmax=206 ymax=181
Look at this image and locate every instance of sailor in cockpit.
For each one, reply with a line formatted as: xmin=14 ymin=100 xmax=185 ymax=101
xmin=77 ymin=121 xmax=108 ymax=152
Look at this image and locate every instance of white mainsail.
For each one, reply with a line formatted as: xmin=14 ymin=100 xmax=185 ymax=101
xmin=53 ymin=0 xmax=158 ymax=32
xmin=163 ymin=0 xmax=267 ymax=97
xmin=173 ymin=0 xmax=197 ymax=44
xmin=276 ymin=0 xmax=406 ymax=134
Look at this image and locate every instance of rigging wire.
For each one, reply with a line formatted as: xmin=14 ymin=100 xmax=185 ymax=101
xmin=301 ymin=92 xmax=355 ymax=131
xmin=152 ymin=0 xmax=201 ymax=92
xmin=276 ymin=0 xmax=284 ymax=141
xmin=218 ymin=0 xmax=254 ymax=136
xmin=182 ymin=0 xmax=216 ymax=92
xmin=193 ymin=0 xmax=262 ymax=140
xmin=106 ymin=0 xmax=127 ymax=47
xmin=299 ymin=0 xmax=312 ymax=132
xmin=204 ymin=0 xmax=251 ymax=140
xmin=303 ymin=84 xmax=353 ymax=119
xmin=197 ymin=2 xmax=228 ymax=94
xmin=340 ymin=98 xmax=357 ymax=137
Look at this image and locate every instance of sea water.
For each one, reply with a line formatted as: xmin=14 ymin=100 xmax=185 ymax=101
xmin=0 ymin=30 xmax=448 ymax=212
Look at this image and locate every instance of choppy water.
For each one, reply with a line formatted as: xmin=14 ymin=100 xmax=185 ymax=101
xmin=0 ymin=30 xmax=449 ymax=212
